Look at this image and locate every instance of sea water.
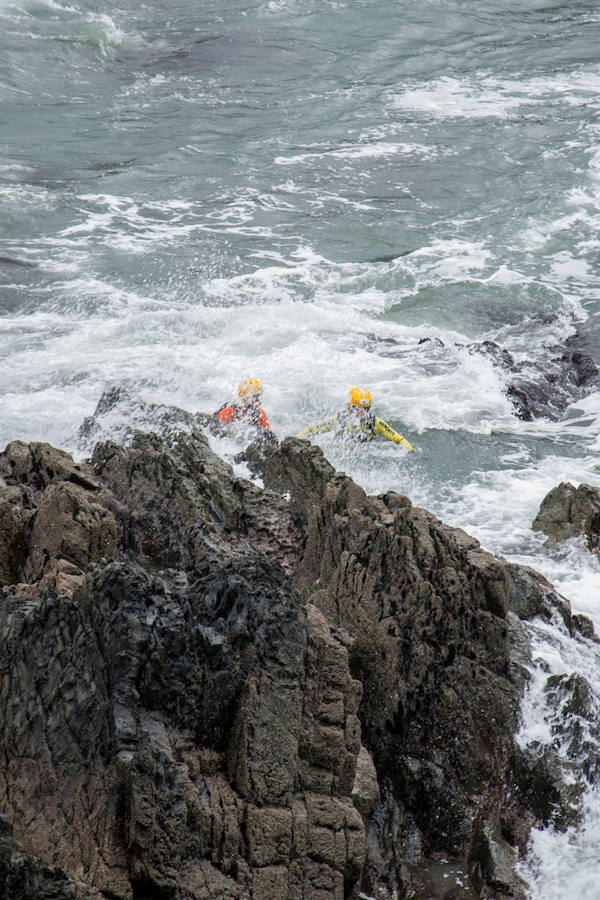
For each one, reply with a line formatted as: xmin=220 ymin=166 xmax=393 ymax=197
xmin=2 ymin=0 xmax=600 ymax=895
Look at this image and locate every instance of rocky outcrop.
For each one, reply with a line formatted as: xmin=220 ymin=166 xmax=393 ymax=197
xmin=0 ymin=409 xmax=593 ymax=899
xmin=532 ymin=481 xmax=600 ymax=552
xmin=0 ymin=428 xmax=363 ymax=900
xmin=265 ymin=440 xmax=595 ymax=898
xmin=0 ymin=440 xmax=119 ymax=597
xmin=78 ymin=384 xmax=280 ymax=482
xmin=532 ymin=481 xmax=600 ymax=643
xmin=366 ymin=331 xmax=598 ymax=422
xmin=460 ymin=334 xmax=597 ymax=421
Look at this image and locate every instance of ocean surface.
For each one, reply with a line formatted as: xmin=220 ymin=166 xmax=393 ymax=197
xmin=2 ymin=0 xmax=600 ymax=895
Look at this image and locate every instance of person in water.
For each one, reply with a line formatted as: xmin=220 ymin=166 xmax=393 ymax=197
xmin=214 ymin=379 xmax=271 ymax=429
xmin=297 ymin=387 xmax=415 ymax=451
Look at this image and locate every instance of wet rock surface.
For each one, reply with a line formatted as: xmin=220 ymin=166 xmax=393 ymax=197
xmin=366 ymin=330 xmax=598 ymax=422
xmin=0 ymin=404 xmax=594 ymax=899
xmin=532 ymin=481 xmax=600 ymax=552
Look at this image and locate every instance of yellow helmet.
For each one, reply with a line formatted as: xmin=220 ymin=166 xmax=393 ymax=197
xmin=348 ymin=387 xmax=372 ymax=408
xmin=238 ymin=379 xmax=263 ymax=401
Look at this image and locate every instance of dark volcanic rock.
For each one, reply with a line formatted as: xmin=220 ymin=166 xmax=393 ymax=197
xmin=0 ymin=431 xmax=363 ymax=899
xmin=77 ymin=384 xmax=203 ymax=449
xmin=264 ymin=436 xmax=336 ymax=533
xmin=0 ymin=440 xmax=119 ymax=596
xmin=0 ymin=813 xmax=98 ymax=900
xmin=469 ymin=333 xmax=597 ymax=421
xmin=274 ymin=444 xmax=529 ymax=896
xmin=503 ymin=337 xmax=598 ymax=422
xmin=91 ymin=429 xmax=300 ymax=578
xmin=532 ymin=481 xmax=600 ymax=551
xmin=78 ymin=385 xmax=280 ymax=480
xmin=0 ymin=420 xmax=590 ymax=899
xmin=367 ymin=331 xmax=598 ymax=421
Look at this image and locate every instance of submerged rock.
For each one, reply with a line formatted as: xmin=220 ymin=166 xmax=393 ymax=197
xmin=367 ymin=331 xmax=598 ymax=422
xmin=502 ymin=339 xmax=598 ymax=421
xmin=0 ymin=412 xmax=592 ymax=899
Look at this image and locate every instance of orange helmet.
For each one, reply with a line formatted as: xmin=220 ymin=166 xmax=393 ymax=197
xmin=347 ymin=387 xmax=372 ymax=409
xmin=238 ymin=379 xmax=263 ymax=401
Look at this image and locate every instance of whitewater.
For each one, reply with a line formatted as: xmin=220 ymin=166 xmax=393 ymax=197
xmin=2 ymin=0 xmax=600 ymax=895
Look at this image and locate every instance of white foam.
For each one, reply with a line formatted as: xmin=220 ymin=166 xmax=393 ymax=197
xmin=274 ymin=141 xmax=440 ymax=165
xmin=431 ymin=449 xmax=600 ymax=558
xmin=0 ymin=0 xmax=149 ymax=57
xmin=393 ymin=70 xmax=600 ymax=120
xmin=394 ymin=76 xmax=527 ymax=119
xmin=522 ymin=802 xmax=600 ymax=900
xmin=516 ymin=611 xmax=600 ymax=900
xmin=0 ymin=180 xmax=53 ymax=214
xmin=0 ymin=231 xmax=575 ymax=457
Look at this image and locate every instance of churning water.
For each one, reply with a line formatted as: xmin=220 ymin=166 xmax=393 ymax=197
xmin=2 ymin=0 xmax=600 ymax=894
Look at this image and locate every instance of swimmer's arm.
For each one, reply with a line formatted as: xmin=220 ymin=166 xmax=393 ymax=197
xmin=374 ymin=417 xmax=415 ymax=452
xmin=296 ymin=416 xmax=337 ymax=439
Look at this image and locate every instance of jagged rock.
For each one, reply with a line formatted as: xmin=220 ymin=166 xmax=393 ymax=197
xmin=24 ymin=482 xmax=117 ymax=584
xmin=0 ymin=440 xmax=100 ymax=492
xmin=289 ymin=470 xmax=524 ymax=858
xmin=471 ymin=334 xmax=597 ymax=421
xmin=0 ymin=554 xmax=367 ymax=899
xmin=0 ymin=497 xmax=28 ymax=584
xmin=233 ymin=431 xmax=279 ymax=480
xmin=91 ymin=429 xmax=302 ymax=577
xmin=0 ymin=442 xmax=119 ymax=596
xmin=0 ymin=415 xmax=591 ymax=899
xmin=78 ymin=385 xmax=203 ymax=450
xmin=78 ymin=386 xmax=280 ymax=478
xmin=368 ymin=331 xmax=598 ymax=421
xmin=573 ymin=613 xmax=597 ymax=640
xmin=0 ymin=783 xmax=103 ymax=900
xmin=532 ymin=481 xmax=600 ymax=550
xmin=501 ymin=562 xmax=588 ymax=641
xmin=0 ymin=434 xmax=368 ymax=900
xmin=265 ymin=438 xmax=581 ymax=896
xmin=264 ymin=436 xmax=336 ymax=530
xmin=513 ymin=746 xmax=582 ymax=835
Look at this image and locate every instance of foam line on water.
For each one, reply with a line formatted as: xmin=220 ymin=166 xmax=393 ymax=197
xmin=393 ymin=71 xmax=600 ymax=120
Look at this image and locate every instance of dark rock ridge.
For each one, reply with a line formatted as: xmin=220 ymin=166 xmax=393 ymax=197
xmin=0 ymin=403 xmax=595 ymax=899
xmin=77 ymin=384 xmax=278 ymax=480
xmin=365 ymin=331 xmax=597 ymax=422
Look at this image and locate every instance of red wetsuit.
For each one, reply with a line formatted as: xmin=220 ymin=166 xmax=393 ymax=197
xmin=215 ymin=402 xmax=270 ymax=429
